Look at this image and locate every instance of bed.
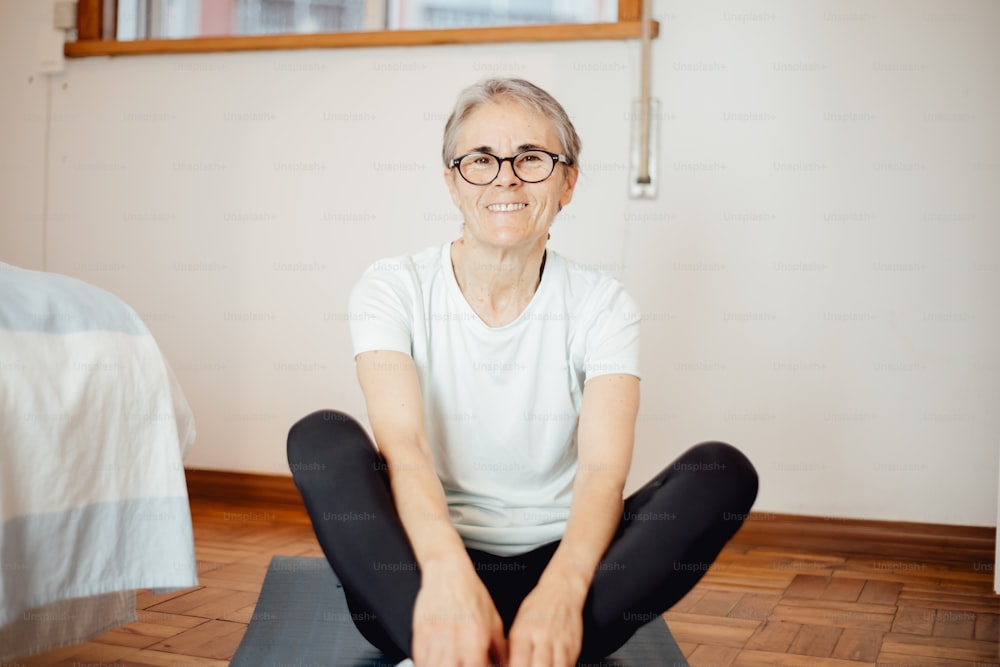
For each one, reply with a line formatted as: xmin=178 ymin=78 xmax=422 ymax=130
xmin=0 ymin=262 xmax=199 ymax=662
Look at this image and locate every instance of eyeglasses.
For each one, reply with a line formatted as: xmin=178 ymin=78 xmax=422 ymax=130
xmin=449 ymin=150 xmax=571 ymax=186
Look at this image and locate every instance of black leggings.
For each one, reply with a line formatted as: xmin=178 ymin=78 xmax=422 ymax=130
xmin=287 ymin=410 xmax=758 ymax=662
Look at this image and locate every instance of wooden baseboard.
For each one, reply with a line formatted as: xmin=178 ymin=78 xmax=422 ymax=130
xmin=184 ymin=468 xmax=997 ymax=569
xmin=186 ymin=467 xmax=301 ymax=507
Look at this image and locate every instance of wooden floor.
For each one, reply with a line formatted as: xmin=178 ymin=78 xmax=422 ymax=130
xmin=19 ymin=493 xmax=1000 ymax=667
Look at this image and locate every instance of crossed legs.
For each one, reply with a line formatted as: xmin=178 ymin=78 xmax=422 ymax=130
xmin=287 ymin=409 xmax=759 ymax=661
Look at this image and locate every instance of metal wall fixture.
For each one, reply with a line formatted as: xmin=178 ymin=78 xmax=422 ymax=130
xmin=629 ymin=0 xmax=658 ymax=199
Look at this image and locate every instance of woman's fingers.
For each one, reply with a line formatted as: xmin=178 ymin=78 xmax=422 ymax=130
xmin=508 ymin=633 xmax=532 ymax=667
xmin=411 ymin=568 xmax=506 ymax=667
xmin=489 ymin=613 xmax=509 ymax=667
xmin=509 ymin=635 xmax=578 ymax=667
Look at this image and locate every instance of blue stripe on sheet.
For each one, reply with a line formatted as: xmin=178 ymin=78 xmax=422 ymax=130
xmin=0 ymin=265 xmax=149 ymax=334
xmin=0 ymin=496 xmax=198 ymax=628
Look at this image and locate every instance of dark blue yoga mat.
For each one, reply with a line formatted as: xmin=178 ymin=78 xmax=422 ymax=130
xmin=231 ymin=556 xmax=689 ymax=667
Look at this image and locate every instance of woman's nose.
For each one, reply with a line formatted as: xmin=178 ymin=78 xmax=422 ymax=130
xmin=494 ymin=157 xmax=521 ymax=185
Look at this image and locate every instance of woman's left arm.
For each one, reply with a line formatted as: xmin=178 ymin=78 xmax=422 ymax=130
xmin=508 ymin=373 xmax=639 ymax=667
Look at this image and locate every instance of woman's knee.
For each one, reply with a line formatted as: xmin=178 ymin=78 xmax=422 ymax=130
xmin=286 ymin=409 xmax=377 ymax=475
xmin=681 ymin=441 xmax=759 ymax=508
xmin=685 ymin=440 xmax=756 ymax=473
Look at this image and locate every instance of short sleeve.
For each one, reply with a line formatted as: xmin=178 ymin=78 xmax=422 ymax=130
xmin=347 ymin=261 xmax=414 ymax=358
xmin=582 ymin=280 xmax=641 ymax=382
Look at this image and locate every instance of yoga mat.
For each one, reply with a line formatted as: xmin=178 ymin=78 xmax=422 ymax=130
xmin=231 ymin=556 xmax=689 ymax=667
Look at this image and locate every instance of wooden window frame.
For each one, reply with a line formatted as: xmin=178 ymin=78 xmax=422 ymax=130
xmin=66 ymin=0 xmax=656 ymax=58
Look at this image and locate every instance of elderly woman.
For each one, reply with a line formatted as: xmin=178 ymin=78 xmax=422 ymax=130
xmin=288 ymin=78 xmax=758 ymax=667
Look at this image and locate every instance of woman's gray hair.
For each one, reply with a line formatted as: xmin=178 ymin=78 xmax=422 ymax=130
xmin=442 ymin=78 xmax=582 ymax=169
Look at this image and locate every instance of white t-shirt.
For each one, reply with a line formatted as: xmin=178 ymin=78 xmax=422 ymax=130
xmin=348 ymin=242 xmax=640 ymax=556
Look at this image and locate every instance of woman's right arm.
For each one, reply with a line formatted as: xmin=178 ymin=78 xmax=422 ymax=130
xmin=355 ymin=349 xmax=508 ymax=667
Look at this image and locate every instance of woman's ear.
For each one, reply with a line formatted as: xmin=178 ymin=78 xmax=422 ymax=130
xmin=444 ymin=168 xmax=461 ymax=208
xmin=559 ymin=165 xmax=579 ymax=210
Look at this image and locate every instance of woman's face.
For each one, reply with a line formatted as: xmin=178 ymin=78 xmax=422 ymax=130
xmin=445 ymin=100 xmax=578 ymax=252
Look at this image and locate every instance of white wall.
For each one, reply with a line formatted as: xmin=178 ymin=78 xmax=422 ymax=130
xmin=0 ymin=0 xmax=50 ymax=269
xmin=3 ymin=0 xmax=999 ymax=530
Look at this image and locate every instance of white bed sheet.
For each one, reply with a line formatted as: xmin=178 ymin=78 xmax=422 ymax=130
xmin=0 ymin=262 xmax=198 ymax=661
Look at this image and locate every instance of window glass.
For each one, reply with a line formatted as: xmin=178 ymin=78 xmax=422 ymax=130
xmin=116 ymin=0 xmax=617 ymax=41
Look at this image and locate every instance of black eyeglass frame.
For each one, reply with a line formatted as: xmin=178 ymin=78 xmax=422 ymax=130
xmin=448 ymin=149 xmax=572 ymax=185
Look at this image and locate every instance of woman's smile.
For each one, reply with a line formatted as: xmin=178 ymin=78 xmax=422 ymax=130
xmin=486 ymin=202 xmax=529 ymax=212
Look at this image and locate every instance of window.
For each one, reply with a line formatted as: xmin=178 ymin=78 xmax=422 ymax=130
xmin=68 ymin=0 xmax=654 ymax=57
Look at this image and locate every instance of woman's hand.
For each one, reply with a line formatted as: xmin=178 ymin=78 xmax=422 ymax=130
xmin=412 ymin=557 xmax=508 ymax=667
xmin=507 ymin=574 xmax=586 ymax=667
